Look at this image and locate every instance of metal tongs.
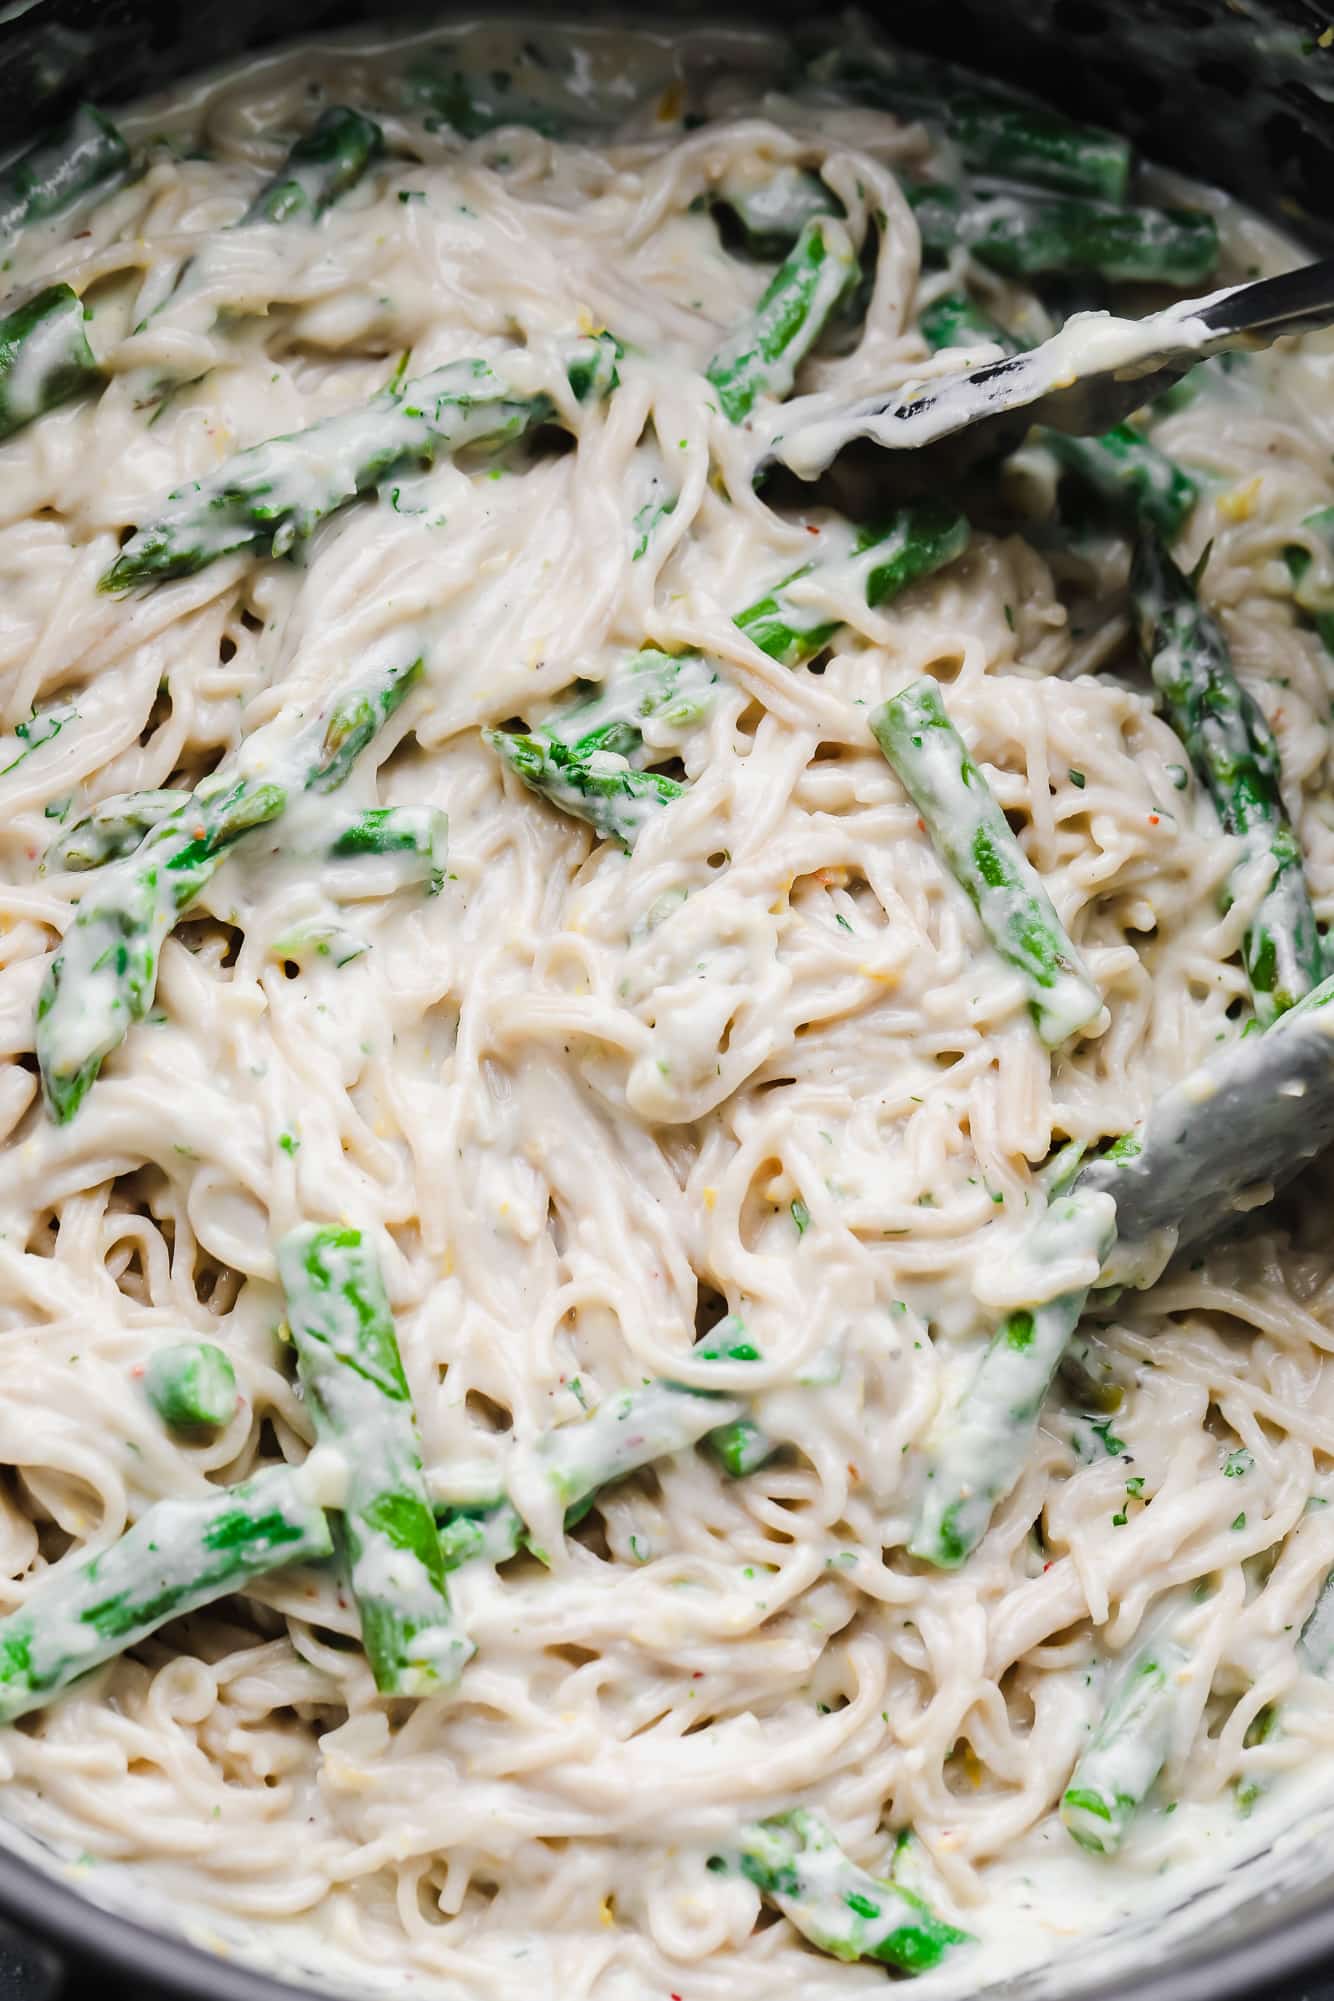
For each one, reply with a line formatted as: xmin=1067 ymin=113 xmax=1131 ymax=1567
xmin=762 ymin=256 xmax=1334 ymax=485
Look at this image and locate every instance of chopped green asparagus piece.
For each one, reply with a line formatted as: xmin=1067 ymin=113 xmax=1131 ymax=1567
xmin=736 ymin=501 xmax=969 ymax=668
xmin=1045 ymin=425 xmax=1198 ymax=543
xmin=1 ymin=701 xmax=77 ymax=780
xmin=278 ymin=1224 xmax=470 ymax=1695
xmin=101 ymin=334 xmax=618 ymax=591
xmin=1062 ymin=1629 xmax=1192 ymax=1853
xmin=242 ymin=106 xmax=384 ymax=225
xmin=542 ymin=650 xmax=718 ymax=759
xmin=0 ymin=105 xmax=129 ymax=252
xmin=703 ymin=1416 xmax=776 ymax=1477
xmin=714 ymin=167 xmax=842 ymax=260
xmin=144 ymin=1341 xmax=239 ymax=1431
xmin=920 ymin=292 xmax=1196 ymax=539
xmin=961 ymin=190 xmax=1219 ymax=284
xmin=1079 ymin=967 xmax=1334 ymax=1287
xmin=328 ymin=805 xmax=448 ymax=891
xmin=816 ymin=48 xmax=1131 ymax=201
xmin=0 ymin=285 xmax=102 ymax=442
xmin=724 ymin=1808 xmax=973 ymax=1972
xmin=707 ymin=216 xmax=858 ymax=423
xmin=487 ymin=731 xmax=683 ymax=848
xmin=1283 ymin=505 xmax=1334 ymax=656
xmin=435 ymin=1375 xmax=747 ymax=1570
xmin=35 ymin=656 xmax=421 ymax=1121
xmin=918 ymin=290 xmax=1013 ymax=354
xmin=45 ymin=790 xmax=191 ymax=871
xmin=485 ymin=650 xmax=714 ymax=848
xmin=905 ymin=182 xmax=1216 ymax=286
xmin=948 ymin=98 xmax=1132 ymax=203
xmin=694 ymin=1316 xmax=779 ymax=1475
xmin=872 ymin=678 xmax=1102 ymax=1046
xmin=305 ymin=658 xmax=422 ymax=794
xmin=0 ymin=1466 xmax=332 ymax=1725
xmin=1132 ymin=530 xmax=1320 ymax=1024
xmin=910 ymin=1188 xmax=1117 ymax=1568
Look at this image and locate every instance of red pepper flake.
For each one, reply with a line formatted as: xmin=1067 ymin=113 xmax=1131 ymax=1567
xmin=805 ymin=524 xmax=819 ymax=536
xmin=692 ymin=1670 xmax=702 ymax=1678
xmin=916 ymin=817 xmax=926 ymax=833
xmin=1043 ymin=1561 xmax=1053 ymax=1572
xmin=1148 ymin=814 xmax=1160 ymax=826
xmin=672 ymin=1992 xmax=683 ymax=1999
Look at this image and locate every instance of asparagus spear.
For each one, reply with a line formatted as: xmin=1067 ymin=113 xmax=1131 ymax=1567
xmin=1062 ymin=1629 xmax=1192 ymax=1853
xmin=328 ymin=805 xmax=448 ymax=892
xmin=488 ymin=732 xmax=683 ymax=848
xmin=0 ymin=1466 xmax=332 ymax=1725
xmin=872 ymin=678 xmax=1103 ymax=1047
xmin=436 ymin=1374 xmax=748 ymax=1570
xmin=1283 ymin=505 xmax=1334 ymax=656
xmin=0 ymin=104 xmax=129 ymax=252
xmin=278 ymin=1224 xmax=470 ymax=1695
xmin=920 ymin=291 xmax=1196 ymax=539
xmin=0 ymin=285 xmax=102 ymax=443
xmin=45 ymin=790 xmax=192 ymax=871
xmin=542 ymin=650 xmax=718 ymax=758
xmin=714 ymin=167 xmax=841 ymax=260
xmin=1132 ymin=530 xmax=1321 ymax=1024
xmin=910 ymin=1188 xmax=1117 ymax=1569
xmin=485 ymin=649 xmax=714 ymax=848
xmin=902 ymin=179 xmax=1218 ymax=285
xmin=949 ymin=97 xmax=1132 ymax=203
xmin=815 ymin=48 xmax=1131 ymax=201
xmin=918 ymin=290 xmax=1014 ymax=355
xmin=961 ymin=189 xmax=1218 ymax=285
xmin=144 ymin=1341 xmax=239 ymax=1431
xmin=101 ymin=334 xmax=619 ymax=591
xmin=722 ymin=1808 xmax=972 ymax=1973
xmin=735 ymin=501 xmax=969 ymax=668
xmin=1044 ymin=425 xmax=1199 ymax=543
xmin=707 ymin=216 xmax=858 ymax=423
xmin=242 ymin=106 xmax=384 ymax=225
xmin=36 ymin=655 xmax=421 ymax=1121
xmin=705 ymin=1417 xmax=776 ymax=1476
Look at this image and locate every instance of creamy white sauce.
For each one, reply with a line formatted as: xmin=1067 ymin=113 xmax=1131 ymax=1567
xmin=1 ymin=14 xmax=1334 ymax=2001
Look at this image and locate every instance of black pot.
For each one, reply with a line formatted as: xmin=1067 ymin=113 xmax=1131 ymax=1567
xmin=2 ymin=4 xmax=1334 ymax=1997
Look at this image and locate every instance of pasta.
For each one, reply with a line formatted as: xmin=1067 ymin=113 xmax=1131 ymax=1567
xmin=2 ymin=14 xmax=1334 ymax=1994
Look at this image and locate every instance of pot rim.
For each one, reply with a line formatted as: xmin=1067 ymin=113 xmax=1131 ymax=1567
xmin=0 ymin=1832 xmax=1329 ymax=2001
